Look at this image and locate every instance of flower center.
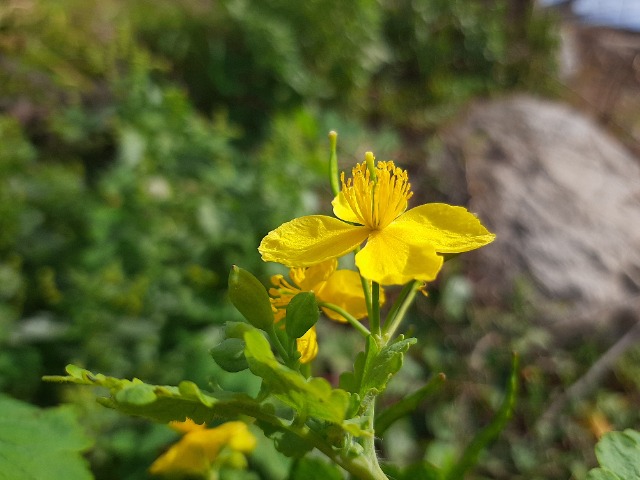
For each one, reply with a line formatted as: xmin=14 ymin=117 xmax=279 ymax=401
xmin=340 ymin=160 xmax=413 ymax=229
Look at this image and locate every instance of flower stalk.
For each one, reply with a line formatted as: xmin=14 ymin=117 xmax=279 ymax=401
xmin=370 ymin=281 xmax=381 ymax=337
xmin=382 ymin=280 xmax=422 ymax=342
xmin=317 ymin=301 xmax=371 ymax=337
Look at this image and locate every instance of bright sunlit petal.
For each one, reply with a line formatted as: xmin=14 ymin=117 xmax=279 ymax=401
xmin=259 ymin=215 xmax=369 ymax=267
xmin=355 ymin=225 xmax=443 ymax=285
xmin=395 ymin=203 xmax=496 ymax=253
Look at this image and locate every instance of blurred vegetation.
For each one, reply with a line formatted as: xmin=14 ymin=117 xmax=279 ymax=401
xmin=3 ymin=0 xmax=614 ymax=479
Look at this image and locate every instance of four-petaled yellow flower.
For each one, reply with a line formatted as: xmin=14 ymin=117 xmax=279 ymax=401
xmin=149 ymin=419 xmax=256 ymax=477
xmin=259 ymin=157 xmax=495 ymax=285
xmin=269 ymin=258 xmax=385 ymax=363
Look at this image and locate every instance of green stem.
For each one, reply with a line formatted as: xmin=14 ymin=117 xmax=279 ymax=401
xmin=382 ymin=280 xmax=421 ymax=341
xmin=383 ymin=281 xmax=414 ymax=331
xmin=248 ymin=402 xmax=387 ymax=480
xmin=370 ymin=282 xmax=381 ymax=336
xmin=445 ymin=353 xmax=519 ymax=480
xmin=268 ymin=324 xmax=290 ymax=363
xmin=375 ymin=372 xmax=447 ymax=436
xmin=318 ymin=301 xmax=371 ymax=337
xmin=354 ymin=246 xmax=373 ymax=321
xmin=354 ymin=392 xmax=387 ymax=480
xmin=301 ymin=426 xmax=387 ymax=480
xmin=359 ymin=273 xmax=373 ymax=318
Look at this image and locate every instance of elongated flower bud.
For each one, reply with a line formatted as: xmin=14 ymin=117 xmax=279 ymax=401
xmin=228 ymin=266 xmax=274 ymax=330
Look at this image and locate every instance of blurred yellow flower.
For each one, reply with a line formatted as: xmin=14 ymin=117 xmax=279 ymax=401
xmin=259 ymin=158 xmax=495 ymax=285
xmin=149 ymin=420 xmax=256 ymax=477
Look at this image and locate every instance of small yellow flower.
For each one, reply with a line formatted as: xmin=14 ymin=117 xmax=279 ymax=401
xmin=259 ymin=158 xmax=495 ymax=285
xmin=269 ymin=258 xmax=384 ymax=363
xmin=269 ymin=258 xmax=380 ymax=323
xmin=149 ymin=420 xmax=256 ymax=477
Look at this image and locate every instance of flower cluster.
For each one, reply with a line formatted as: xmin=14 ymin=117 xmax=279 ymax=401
xmin=268 ymin=258 xmax=385 ymax=362
xmin=258 ymin=153 xmax=494 ymax=358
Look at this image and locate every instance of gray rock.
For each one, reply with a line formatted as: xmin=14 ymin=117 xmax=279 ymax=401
xmin=433 ymin=95 xmax=640 ymax=334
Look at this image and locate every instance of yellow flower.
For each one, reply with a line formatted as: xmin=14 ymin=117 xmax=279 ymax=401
xmin=296 ymin=326 xmax=319 ymax=364
xmin=149 ymin=420 xmax=256 ymax=477
xmin=269 ymin=258 xmax=380 ymax=323
xmin=259 ymin=158 xmax=495 ymax=285
xmin=269 ymin=258 xmax=384 ymax=363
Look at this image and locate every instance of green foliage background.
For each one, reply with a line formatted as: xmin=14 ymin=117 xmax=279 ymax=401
xmin=0 ymin=0 xmax=580 ymax=479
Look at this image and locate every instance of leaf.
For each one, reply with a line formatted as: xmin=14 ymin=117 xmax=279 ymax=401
xmin=44 ymin=365 xmax=268 ymax=426
xmin=210 ymin=338 xmax=249 ymax=372
xmin=375 ymin=373 xmax=446 ymax=437
xmin=340 ymin=336 xmax=417 ymax=412
xmin=586 ymin=429 xmax=640 ymax=480
xmin=444 ymin=353 xmax=519 ymax=480
xmin=243 ymin=329 xmax=351 ymax=425
xmin=383 ymin=462 xmax=444 ymax=480
xmin=285 ymin=292 xmax=318 ymax=339
xmin=271 ymin=430 xmax=314 ymax=458
xmin=586 ymin=469 xmax=622 ymax=480
xmin=0 ymin=394 xmax=93 ymax=480
xmin=289 ymin=457 xmax=344 ymax=480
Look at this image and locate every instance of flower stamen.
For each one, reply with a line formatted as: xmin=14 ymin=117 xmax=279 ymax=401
xmin=269 ymin=274 xmax=301 ymax=322
xmin=340 ymin=160 xmax=413 ymax=230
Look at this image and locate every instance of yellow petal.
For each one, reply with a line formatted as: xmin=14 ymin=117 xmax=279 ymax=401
xmin=214 ymin=422 xmax=257 ymax=453
xmin=259 ymin=215 xmax=369 ymax=267
xmin=149 ymin=422 xmax=256 ymax=476
xmin=169 ymin=418 xmax=206 ymax=434
xmin=317 ymin=269 xmax=375 ymax=321
xmin=395 ymin=204 xmax=495 ymax=253
xmin=331 ymin=191 xmax=362 ymax=223
xmin=355 ymin=224 xmax=444 ymax=285
xmin=149 ymin=431 xmax=214 ymax=475
xmin=290 ymin=258 xmax=337 ymax=291
xmin=296 ymin=326 xmax=319 ymax=363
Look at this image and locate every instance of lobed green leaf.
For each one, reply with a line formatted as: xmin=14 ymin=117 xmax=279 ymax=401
xmin=243 ymin=329 xmax=356 ymax=429
xmin=586 ymin=429 xmax=640 ymax=480
xmin=340 ymin=335 xmax=417 ymax=414
xmin=0 ymin=394 xmax=93 ymax=480
xmin=44 ymin=365 xmax=266 ymax=425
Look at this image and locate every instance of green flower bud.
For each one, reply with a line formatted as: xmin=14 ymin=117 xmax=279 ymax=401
xmin=228 ymin=265 xmax=274 ymax=330
xmin=285 ymin=291 xmax=319 ymax=340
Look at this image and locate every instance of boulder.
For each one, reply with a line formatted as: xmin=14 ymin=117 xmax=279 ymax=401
xmin=433 ymin=95 xmax=640 ymax=335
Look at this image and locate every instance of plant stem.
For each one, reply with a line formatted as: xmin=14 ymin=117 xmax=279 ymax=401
xmin=382 ymin=280 xmax=421 ymax=341
xmin=249 ymin=404 xmax=387 ymax=480
xmin=383 ymin=281 xmax=414 ymax=332
xmin=268 ymin=324 xmax=290 ymax=363
xmin=370 ymin=282 xmax=381 ymax=336
xmin=358 ymin=263 xmax=373 ymax=321
xmin=318 ymin=301 xmax=371 ymax=337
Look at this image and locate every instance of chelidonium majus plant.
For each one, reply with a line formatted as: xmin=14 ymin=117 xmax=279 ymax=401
xmin=46 ymin=132 xmax=508 ymax=480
